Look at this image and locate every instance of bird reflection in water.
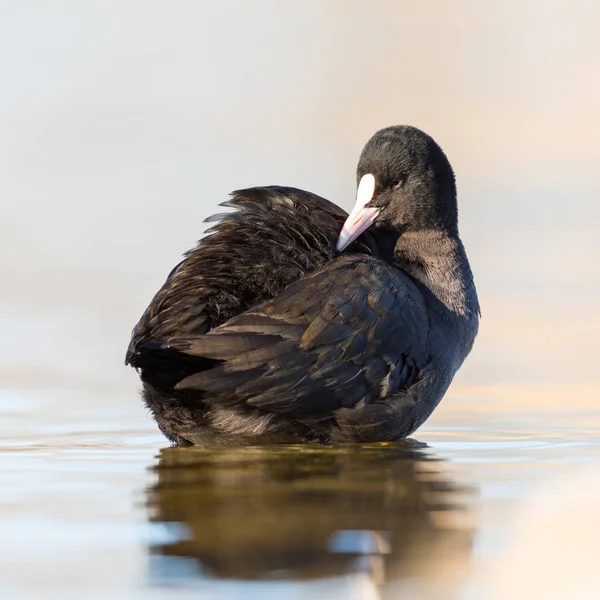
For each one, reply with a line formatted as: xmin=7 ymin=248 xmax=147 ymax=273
xmin=145 ymin=442 xmax=474 ymax=597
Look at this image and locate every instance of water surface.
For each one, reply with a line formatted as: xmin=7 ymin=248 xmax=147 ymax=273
xmin=3 ymin=386 xmax=600 ymax=599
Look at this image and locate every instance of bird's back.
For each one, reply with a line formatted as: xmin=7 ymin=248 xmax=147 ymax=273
xmin=126 ymin=186 xmax=376 ymax=392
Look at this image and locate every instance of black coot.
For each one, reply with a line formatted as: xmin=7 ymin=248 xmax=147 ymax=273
xmin=126 ymin=126 xmax=480 ymax=445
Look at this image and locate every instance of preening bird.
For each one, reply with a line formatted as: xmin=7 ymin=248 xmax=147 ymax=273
xmin=126 ymin=125 xmax=480 ymax=446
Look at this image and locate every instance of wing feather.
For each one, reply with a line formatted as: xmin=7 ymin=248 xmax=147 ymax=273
xmin=168 ymin=255 xmax=429 ymax=421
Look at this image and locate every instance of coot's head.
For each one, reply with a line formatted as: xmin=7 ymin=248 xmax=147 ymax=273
xmin=337 ymin=126 xmax=458 ymax=251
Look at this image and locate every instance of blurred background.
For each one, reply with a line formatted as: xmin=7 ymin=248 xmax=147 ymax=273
xmin=1 ymin=1 xmax=600 ymax=599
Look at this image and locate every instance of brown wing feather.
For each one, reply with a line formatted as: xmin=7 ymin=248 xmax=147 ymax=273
xmin=126 ymin=186 xmax=378 ymax=390
xmin=166 ymin=255 xmax=429 ymax=424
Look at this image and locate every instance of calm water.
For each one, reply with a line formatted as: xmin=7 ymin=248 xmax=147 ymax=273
xmin=3 ymin=383 xmax=600 ymax=599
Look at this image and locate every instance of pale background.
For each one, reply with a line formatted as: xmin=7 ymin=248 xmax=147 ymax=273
xmin=2 ymin=0 xmax=599 ymax=395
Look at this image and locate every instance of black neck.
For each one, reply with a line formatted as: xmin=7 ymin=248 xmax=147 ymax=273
xmin=391 ymin=229 xmax=480 ymax=319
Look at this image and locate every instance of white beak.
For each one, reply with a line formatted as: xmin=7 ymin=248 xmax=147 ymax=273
xmin=336 ymin=174 xmax=381 ymax=251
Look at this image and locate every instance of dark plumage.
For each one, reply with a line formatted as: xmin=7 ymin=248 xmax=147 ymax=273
xmin=126 ymin=125 xmax=480 ymax=446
